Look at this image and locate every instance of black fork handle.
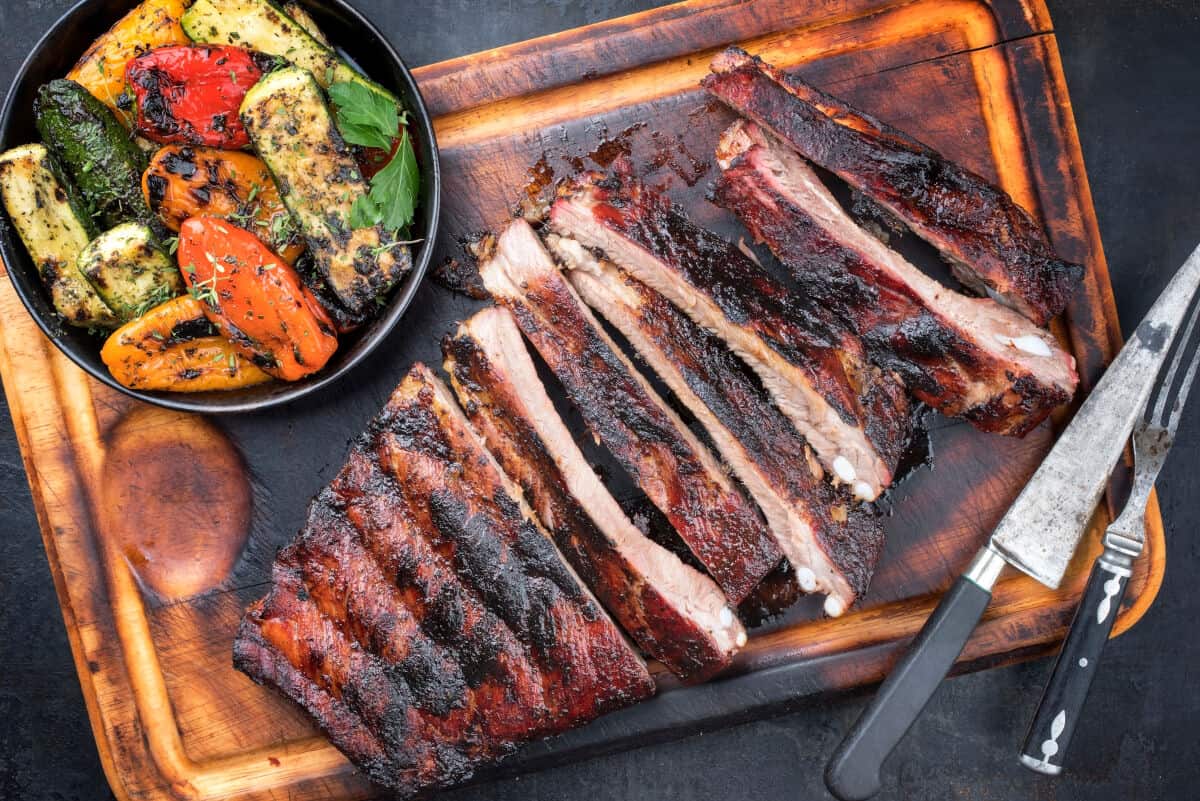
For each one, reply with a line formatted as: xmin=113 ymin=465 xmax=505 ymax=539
xmin=1020 ymin=553 xmax=1130 ymax=774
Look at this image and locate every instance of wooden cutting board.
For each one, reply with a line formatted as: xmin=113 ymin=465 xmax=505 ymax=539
xmin=0 ymin=0 xmax=1163 ymax=799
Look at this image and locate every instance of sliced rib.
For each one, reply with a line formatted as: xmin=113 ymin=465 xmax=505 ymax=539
xmin=233 ymin=603 xmax=395 ymax=779
xmin=333 ymin=450 xmax=570 ymax=745
xmin=444 ymin=306 xmax=745 ymax=678
xmin=712 ymin=120 xmax=1078 ymax=436
xmin=553 ymin=235 xmax=885 ymax=614
xmin=235 ymin=363 xmax=654 ymax=797
xmin=474 ymin=218 xmax=782 ymax=602
xmin=703 ymin=47 xmax=1083 ymax=326
xmin=548 ymin=169 xmax=910 ymax=501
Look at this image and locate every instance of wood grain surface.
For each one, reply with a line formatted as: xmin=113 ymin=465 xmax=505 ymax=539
xmin=0 ymin=0 xmax=1162 ymax=799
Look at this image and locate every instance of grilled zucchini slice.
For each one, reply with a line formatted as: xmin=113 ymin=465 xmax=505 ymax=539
xmin=34 ymin=80 xmax=155 ymax=232
xmin=182 ymin=0 xmax=396 ymax=105
xmin=282 ymin=2 xmax=331 ymax=46
xmin=240 ymin=66 xmax=409 ymax=313
xmin=78 ymin=223 xmax=183 ymax=322
xmin=0 ymin=144 xmax=119 ymax=328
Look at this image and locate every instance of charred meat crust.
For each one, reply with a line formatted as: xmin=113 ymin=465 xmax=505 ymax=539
xmin=432 ymin=256 xmax=490 ymax=300
xmin=234 ymin=364 xmax=652 ymax=796
xmin=233 ymin=611 xmax=398 ymax=780
xmin=703 ymin=47 xmax=1082 ymax=326
xmin=712 ymin=121 xmax=1078 ymax=437
xmin=558 ymin=244 xmax=884 ymax=607
xmin=443 ymin=308 xmax=743 ymax=680
xmin=474 ymin=220 xmax=783 ymax=603
xmin=549 ymin=168 xmax=911 ymax=500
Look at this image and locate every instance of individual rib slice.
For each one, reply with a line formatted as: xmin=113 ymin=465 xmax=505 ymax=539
xmin=548 ymin=168 xmax=910 ymax=501
xmin=474 ymin=218 xmax=782 ymax=602
xmin=553 ymin=236 xmax=885 ymax=614
xmin=444 ymin=306 xmax=745 ymax=678
xmin=713 ymin=120 xmax=1078 ymax=436
xmin=703 ymin=47 xmax=1083 ymax=326
xmin=235 ymin=363 xmax=655 ymax=797
xmin=233 ymin=576 xmax=399 ymax=780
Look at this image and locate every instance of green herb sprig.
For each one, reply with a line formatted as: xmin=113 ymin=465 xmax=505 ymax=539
xmin=133 ymin=282 xmax=178 ymax=318
xmin=328 ymin=82 xmax=398 ymax=150
xmin=328 ymin=81 xmax=419 ymax=233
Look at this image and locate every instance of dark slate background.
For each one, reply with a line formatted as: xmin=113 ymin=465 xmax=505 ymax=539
xmin=2 ymin=1 xmax=1198 ymax=799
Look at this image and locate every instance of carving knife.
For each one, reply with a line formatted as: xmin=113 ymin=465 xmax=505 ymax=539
xmin=825 ymin=242 xmax=1200 ymax=801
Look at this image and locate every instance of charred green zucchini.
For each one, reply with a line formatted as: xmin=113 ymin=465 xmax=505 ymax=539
xmin=293 ymin=251 xmax=370 ymax=333
xmin=34 ymin=79 xmax=155 ymax=232
xmin=182 ymin=0 xmax=395 ymax=104
xmin=282 ymin=2 xmax=330 ymax=45
xmin=78 ymin=223 xmax=183 ymax=322
xmin=240 ymin=66 xmax=409 ymax=313
xmin=0 ymin=144 xmax=119 ymax=328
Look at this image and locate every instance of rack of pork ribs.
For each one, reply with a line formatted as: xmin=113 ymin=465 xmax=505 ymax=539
xmin=235 ymin=48 xmax=1080 ymax=797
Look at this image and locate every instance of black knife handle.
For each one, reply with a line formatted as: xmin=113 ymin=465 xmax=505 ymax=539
xmin=825 ymin=547 xmax=1001 ymax=801
xmin=1020 ymin=555 xmax=1130 ymax=775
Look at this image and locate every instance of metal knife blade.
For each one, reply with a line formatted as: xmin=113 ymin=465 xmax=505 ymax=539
xmin=990 ymin=241 xmax=1200 ymax=588
xmin=826 ymin=243 xmax=1200 ymax=801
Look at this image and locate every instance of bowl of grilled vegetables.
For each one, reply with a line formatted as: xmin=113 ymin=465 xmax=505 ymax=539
xmin=0 ymin=0 xmax=440 ymax=412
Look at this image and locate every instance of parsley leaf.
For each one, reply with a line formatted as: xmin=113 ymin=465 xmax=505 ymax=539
xmin=328 ymin=81 xmax=397 ymax=151
xmin=349 ymin=193 xmax=380 ymax=229
xmin=349 ymin=130 xmax=419 ymax=232
xmin=328 ymin=82 xmax=420 ymax=233
xmin=370 ymin=130 xmax=419 ymax=231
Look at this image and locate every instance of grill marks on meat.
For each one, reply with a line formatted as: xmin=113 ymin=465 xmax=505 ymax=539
xmin=549 ymin=169 xmax=910 ymax=501
xmin=233 ymin=592 xmax=394 ymax=777
xmin=713 ymin=120 xmax=1078 ymax=436
xmin=283 ymin=501 xmax=468 ymax=719
xmin=375 ymin=368 xmax=653 ymax=717
xmin=444 ymin=306 xmax=745 ymax=679
xmin=234 ymin=364 xmax=654 ymax=796
xmin=474 ymin=218 xmax=782 ymax=602
xmin=332 ymin=453 xmax=556 ymax=745
xmin=703 ymin=48 xmax=1082 ymax=326
xmin=554 ymin=236 xmax=885 ymax=613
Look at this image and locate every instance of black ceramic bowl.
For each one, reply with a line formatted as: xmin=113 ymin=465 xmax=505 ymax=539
xmin=0 ymin=0 xmax=440 ymax=413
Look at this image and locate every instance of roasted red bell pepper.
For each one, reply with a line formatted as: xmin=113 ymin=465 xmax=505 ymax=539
xmin=126 ymin=45 xmax=263 ymax=148
xmin=357 ymin=133 xmax=403 ymax=180
xmin=177 ymin=217 xmax=338 ymax=381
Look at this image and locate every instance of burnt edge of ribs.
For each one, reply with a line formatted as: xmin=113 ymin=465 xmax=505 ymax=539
xmin=712 ymin=119 xmax=1078 ymax=437
xmin=548 ymin=163 xmax=912 ymax=500
xmin=552 ymin=234 xmax=886 ymax=611
xmin=443 ymin=306 xmax=746 ymax=680
xmin=234 ymin=363 xmax=654 ymax=796
xmin=703 ymin=46 xmax=1083 ymax=326
xmin=473 ymin=217 xmax=784 ymax=602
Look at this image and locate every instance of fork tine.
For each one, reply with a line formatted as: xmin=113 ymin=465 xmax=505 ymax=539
xmin=1165 ymin=325 xmax=1200 ymax=434
xmin=1148 ymin=284 xmax=1200 ymax=426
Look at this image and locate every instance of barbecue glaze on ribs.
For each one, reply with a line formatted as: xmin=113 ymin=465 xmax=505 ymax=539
xmin=549 ymin=167 xmax=911 ymax=501
xmin=713 ymin=120 xmax=1078 ymax=436
xmin=234 ymin=364 xmax=654 ymax=796
xmin=553 ymin=236 xmax=886 ymax=614
xmin=704 ymin=47 xmax=1083 ymax=326
xmin=444 ymin=306 xmax=746 ymax=680
xmin=474 ymin=218 xmax=783 ymax=602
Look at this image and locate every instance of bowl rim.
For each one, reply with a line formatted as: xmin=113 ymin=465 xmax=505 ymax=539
xmin=0 ymin=0 xmax=441 ymax=414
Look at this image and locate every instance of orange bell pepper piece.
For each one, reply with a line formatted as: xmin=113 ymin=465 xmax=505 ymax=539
xmin=178 ymin=217 xmax=338 ymax=381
